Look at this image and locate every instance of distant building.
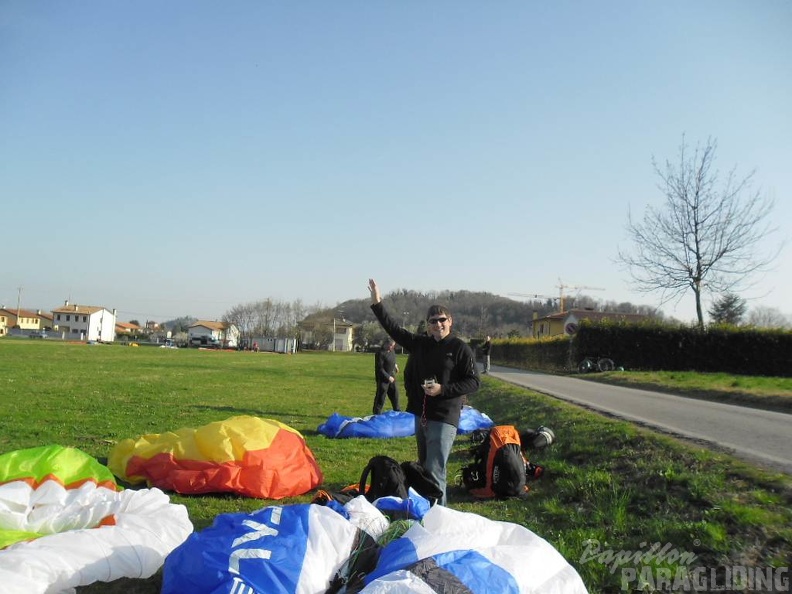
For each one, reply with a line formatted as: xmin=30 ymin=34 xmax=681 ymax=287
xmin=298 ymin=318 xmax=355 ymax=351
xmin=240 ymin=336 xmax=298 ymax=354
xmin=188 ymin=320 xmax=239 ymax=348
xmin=38 ymin=311 xmax=54 ymax=330
xmin=0 ymin=307 xmax=49 ymax=336
xmin=51 ymin=301 xmax=117 ymax=342
xmin=116 ymin=321 xmax=142 ymax=336
xmin=531 ymin=309 xmax=651 ymax=338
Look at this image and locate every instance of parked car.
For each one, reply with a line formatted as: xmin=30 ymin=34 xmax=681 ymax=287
xmin=189 ymin=336 xmax=221 ymax=348
xmin=29 ymin=330 xmax=48 ymax=339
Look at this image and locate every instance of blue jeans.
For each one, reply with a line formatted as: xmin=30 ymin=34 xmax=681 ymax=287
xmin=415 ymin=418 xmax=457 ymax=506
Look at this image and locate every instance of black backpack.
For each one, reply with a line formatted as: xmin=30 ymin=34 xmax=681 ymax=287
xmin=401 ymin=460 xmax=442 ymax=504
xmin=359 ymin=455 xmax=409 ymax=502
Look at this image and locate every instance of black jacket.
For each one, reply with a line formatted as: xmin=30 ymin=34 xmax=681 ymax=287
xmin=375 ymin=347 xmax=397 ymax=382
xmin=371 ymin=302 xmax=480 ymax=427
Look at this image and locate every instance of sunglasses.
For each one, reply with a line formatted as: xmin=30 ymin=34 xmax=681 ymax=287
xmin=428 ymin=317 xmax=449 ymax=325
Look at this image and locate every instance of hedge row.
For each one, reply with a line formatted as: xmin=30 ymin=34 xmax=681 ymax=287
xmin=491 ymin=321 xmax=792 ymax=377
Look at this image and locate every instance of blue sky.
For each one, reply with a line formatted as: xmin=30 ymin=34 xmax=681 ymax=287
xmin=2 ymin=1 xmax=790 ymax=324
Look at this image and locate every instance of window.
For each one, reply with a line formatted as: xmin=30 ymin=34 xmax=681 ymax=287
xmin=83 ymin=316 xmax=87 ymax=322
xmin=66 ymin=315 xmax=70 ymax=321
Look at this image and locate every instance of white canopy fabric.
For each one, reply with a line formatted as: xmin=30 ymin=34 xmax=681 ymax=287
xmin=0 ymin=482 xmax=192 ymax=594
xmin=361 ymin=505 xmax=589 ymax=594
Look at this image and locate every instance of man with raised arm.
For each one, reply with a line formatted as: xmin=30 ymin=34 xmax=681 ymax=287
xmin=368 ymin=278 xmax=480 ymax=505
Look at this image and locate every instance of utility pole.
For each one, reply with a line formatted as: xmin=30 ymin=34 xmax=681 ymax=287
xmin=16 ymin=286 xmax=22 ymax=319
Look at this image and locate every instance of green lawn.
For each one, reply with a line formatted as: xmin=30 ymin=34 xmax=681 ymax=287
xmin=1 ymin=339 xmax=790 ymax=593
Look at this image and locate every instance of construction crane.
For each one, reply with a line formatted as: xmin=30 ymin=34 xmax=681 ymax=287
xmin=507 ymin=294 xmax=560 ymax=316
xmin=510 ymin=280 xmax=605 ymax=313
xmin=556 ymin=279 xmax=605 ymax=312
xmin=508 ymin=293 xmax=557 ymax=302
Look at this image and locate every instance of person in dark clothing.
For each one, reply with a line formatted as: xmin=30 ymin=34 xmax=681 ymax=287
xmin=373 ymin=338 xmax=400 ymax=414
xmin=368 ymin=278 xmax=480 ymax=505
xmin=480 ymin=335 xmax=492 ymax=374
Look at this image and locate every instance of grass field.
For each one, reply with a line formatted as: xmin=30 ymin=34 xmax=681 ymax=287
xmin=1 ymin=339 xmax=790 ymax=593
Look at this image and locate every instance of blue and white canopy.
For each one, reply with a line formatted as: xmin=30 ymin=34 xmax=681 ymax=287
xmin=318 ymin=410 xmax=416 ymax=438
xmin=318 ymin=406 xmax=494 ymax=439
xmin=162 ymin=497 xmax=388 ymax=594
xmin=162 ymin=497 xmax=587 ymax=594
xmin=362 ymin=505 xmax=588 ymax=593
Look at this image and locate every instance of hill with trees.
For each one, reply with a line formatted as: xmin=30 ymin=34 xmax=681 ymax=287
xmin=155 ymin=290 xmax=663 ymax=349
xmin=306 ymin=289 xmax=661 ymax=348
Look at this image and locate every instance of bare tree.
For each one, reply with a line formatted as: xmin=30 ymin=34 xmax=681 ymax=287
xmin=618 ymin=136 xmax=780 ymax=328
xmin=224 ymin=298 xmax=318 ymax=341
xmin=254 ymin=299 xmax=276 ymax=336
xmin=223 ymin=303 xmax=257 ymax=341
xmin=746 ymin=306 xmax=791 ymax=329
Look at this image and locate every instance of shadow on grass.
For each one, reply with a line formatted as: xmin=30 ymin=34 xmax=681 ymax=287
xmin=188 ymin=404 xmax=317 ymax=420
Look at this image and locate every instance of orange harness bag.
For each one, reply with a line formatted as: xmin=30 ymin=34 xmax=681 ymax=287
xmin=463 ymin=425 xmax=532 ymax=499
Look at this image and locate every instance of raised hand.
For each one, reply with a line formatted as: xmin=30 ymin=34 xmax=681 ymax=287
xmin=368 ymin=278 xmax=381 ymax=304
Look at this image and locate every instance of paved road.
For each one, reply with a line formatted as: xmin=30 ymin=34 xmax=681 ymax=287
xmin=487 ymin=366 xmax=792 ymax=475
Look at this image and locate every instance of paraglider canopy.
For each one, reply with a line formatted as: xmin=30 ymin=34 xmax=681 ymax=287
xmin=0 ymin=445 xmax=192 ymax=593
xmin=109 ymin=415 xmax=323 ymax=499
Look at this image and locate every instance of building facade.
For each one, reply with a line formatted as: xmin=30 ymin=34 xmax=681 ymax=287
xmin=51 ymin=302 xmax=117 ymax=342
xmin=188 ymin=321 xmax=239 ymax=348
xmin=531 ymin=309 xmax=651 ymax=338
xmin=0 ymin=308 xmax=49 ymax=336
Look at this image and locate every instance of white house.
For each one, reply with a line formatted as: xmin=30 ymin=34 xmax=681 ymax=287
xmin=188 ymin=320 xmax=239 ymax=348
xmin=51 ymin=301 xmax=117 ymax=342
xmin=298 ymin=318 xmax=355 ymax=351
